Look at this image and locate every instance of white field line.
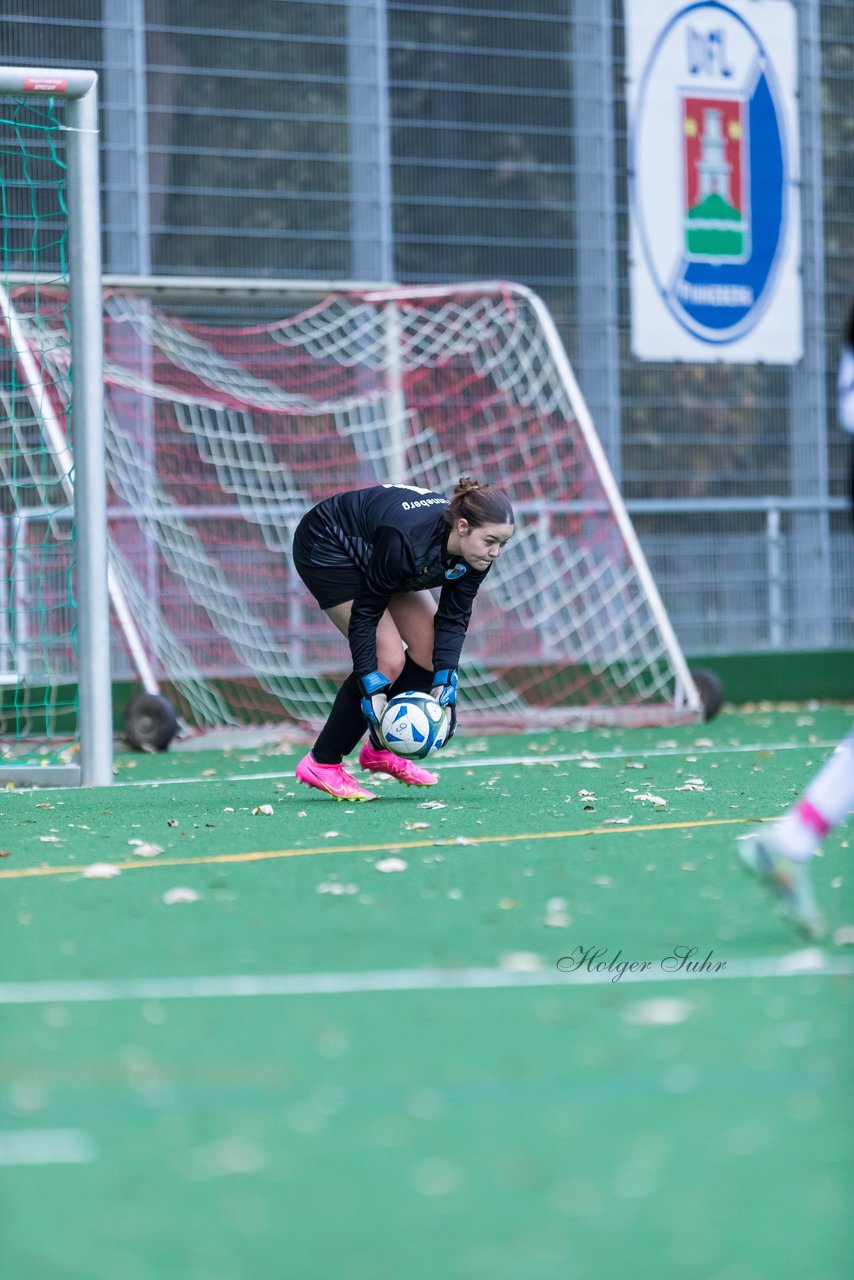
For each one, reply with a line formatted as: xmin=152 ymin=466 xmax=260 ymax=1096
xmin=0 ymin=1129 xmax=95 ymax=1166
xmin=0 ymin=951 xmax=850 ymax=1006
xmin=12 ymin=738 xmax=839 ymax=793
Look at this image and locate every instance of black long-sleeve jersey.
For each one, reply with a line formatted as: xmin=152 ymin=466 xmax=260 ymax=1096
xmin=298 ymin=484 xmax=491 ymax=676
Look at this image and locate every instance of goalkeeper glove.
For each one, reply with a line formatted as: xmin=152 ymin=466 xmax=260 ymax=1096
xmin=358 ymin=670 xmax=390 ymax=747
xmin=430 ymin=667 xmax=458 ymax=743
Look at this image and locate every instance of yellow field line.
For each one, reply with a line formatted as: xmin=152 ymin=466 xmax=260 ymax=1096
xmin=0 ymin=814 xmax=765 ymax=880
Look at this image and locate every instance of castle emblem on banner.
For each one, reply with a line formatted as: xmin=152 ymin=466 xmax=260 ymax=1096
xmin=682 ymin=97 xmax=749 ymax=262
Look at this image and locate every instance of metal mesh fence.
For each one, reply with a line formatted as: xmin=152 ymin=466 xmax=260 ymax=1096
xmin=3 ymin=0 xmax=853 ymax=655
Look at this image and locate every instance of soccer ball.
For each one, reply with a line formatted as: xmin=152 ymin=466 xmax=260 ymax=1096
xmin=379 ymin=691 xmax=449 ymax=759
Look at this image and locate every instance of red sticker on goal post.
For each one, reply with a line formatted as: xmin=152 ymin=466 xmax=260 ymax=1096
xmin=23 ymin=77 xmax=68 ymax=93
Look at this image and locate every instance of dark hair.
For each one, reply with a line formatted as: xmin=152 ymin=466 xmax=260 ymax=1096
xmin=445 ymin=476 xmax=514 ymax=528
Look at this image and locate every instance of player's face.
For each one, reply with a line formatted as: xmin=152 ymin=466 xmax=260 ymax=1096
xmin=455 ymin=519 xmax=514 ymax=569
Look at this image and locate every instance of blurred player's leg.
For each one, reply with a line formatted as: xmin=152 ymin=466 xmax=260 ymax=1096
xmin=737 ymin=729 xmax=854 ymax=939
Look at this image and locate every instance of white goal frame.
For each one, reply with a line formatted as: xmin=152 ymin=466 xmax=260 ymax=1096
xmin=99 ymin=274 xmax=703 ymax=724
xmin=0 ymin=68 xmax=112 ymax=786
xmin=2 ymin=266 xmax=705 ymax=739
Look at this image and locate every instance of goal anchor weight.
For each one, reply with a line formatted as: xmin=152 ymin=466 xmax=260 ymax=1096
xmin=123 ymin=691 xmax=179 ymax=752
xmin=688 ymin=667 xmax=725 ymax=721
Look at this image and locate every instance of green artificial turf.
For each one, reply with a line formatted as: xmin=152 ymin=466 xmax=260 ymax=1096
xmin=1 ymin=705 xmax=852 ymax=1280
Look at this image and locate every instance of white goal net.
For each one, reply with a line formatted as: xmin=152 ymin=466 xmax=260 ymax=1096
xmin=10 ymin=279 xmax=702 ymax=735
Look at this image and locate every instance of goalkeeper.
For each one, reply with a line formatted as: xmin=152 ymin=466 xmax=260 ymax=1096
xmin=292 ymin=477 xmax=514 ymax=801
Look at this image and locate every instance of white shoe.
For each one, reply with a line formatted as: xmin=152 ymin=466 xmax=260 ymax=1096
xmin=737 ymin=831 xmax=826 ymax=940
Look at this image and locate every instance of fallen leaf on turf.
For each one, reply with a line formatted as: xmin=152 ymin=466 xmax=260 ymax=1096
xmin=39 ymin=836 xmax=63 ymax=843
xmin=162 ymin=887 xmax=200 ymax=904
xmin=544 ymin=897 xmax=572 ymax=928
xmin=832 ymin=925 xmax=854 ymax=946
xmin=622 ymin=998 xmax=693 ymax=1026
xmin=166 ymin=819 xmax=179 ymax=827
xmin=130 ymin=842 xmax=164 ymax=858
xmin=83 ymin=863 xmax=121 ymax=879
xmin=404 ymin=821 xmax=429 ymax=831
xmin=375 ymin=857 xmax=407 ymax=873
xmin=418 ymin=800 xmax=446 ymax=810
xmin=0 ymin=850 xmax=9 ymax=858
xmin=602 ymin=817 xmax=632 ymax=825
xmin=578 ymin=760 xmax=601 ymax=769
xmin=632 ymin=792 xmax=667 ymax=808
xmin=252 ymin=804 xmax=274 ymax=816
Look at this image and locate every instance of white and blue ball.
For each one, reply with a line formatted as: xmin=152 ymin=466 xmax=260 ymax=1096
xmin=379 ymin=691 xmax=449 ymax=759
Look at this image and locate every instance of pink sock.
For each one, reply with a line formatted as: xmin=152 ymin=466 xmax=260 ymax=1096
xmin=771 ymin=733 xmax=854 ymax=859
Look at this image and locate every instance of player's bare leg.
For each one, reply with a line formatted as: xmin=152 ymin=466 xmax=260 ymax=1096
xmin=736 ymin=729 xmax=854 ymax=939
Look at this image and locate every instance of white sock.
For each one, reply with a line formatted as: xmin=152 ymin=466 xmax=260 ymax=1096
xmin=770 ymin=731 xmax=854 ymax=860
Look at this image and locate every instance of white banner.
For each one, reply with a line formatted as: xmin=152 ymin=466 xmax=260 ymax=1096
xmin=626 ymin=0 xmax=801 ymax=363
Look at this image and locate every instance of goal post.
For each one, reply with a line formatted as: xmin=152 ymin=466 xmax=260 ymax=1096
xmin=0 ymin=68 xmax=112 ymax=786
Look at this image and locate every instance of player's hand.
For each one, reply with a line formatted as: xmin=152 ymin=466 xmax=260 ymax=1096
xmin=358 ymin=670 xmax=390 ymax=747
xmin=431 ymin=667 xmax=458 ymax=744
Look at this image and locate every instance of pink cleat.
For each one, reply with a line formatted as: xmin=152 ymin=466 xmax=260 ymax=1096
xmin=296 ymin=752 xmax=377 ymax=802
xmin=359 ymin=740 xmax=439 ymax=787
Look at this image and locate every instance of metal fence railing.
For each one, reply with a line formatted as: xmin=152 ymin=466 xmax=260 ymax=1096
xmin=4 ymin=495 xmax=850 ymax=696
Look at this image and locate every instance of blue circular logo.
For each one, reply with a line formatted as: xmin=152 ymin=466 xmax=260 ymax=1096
xmin=630 ymin=2 xmax=790 ymax=344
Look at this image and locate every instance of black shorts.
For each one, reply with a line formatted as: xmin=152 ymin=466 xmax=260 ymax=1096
xmin=292 ymin=511 xmax=364 ymax=610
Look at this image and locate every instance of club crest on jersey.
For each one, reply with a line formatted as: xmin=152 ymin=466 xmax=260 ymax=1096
xmin=444 ymin=564 xmax=467 ymax=581
xmin=631 ymin=2 xmax=790 ymax=344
